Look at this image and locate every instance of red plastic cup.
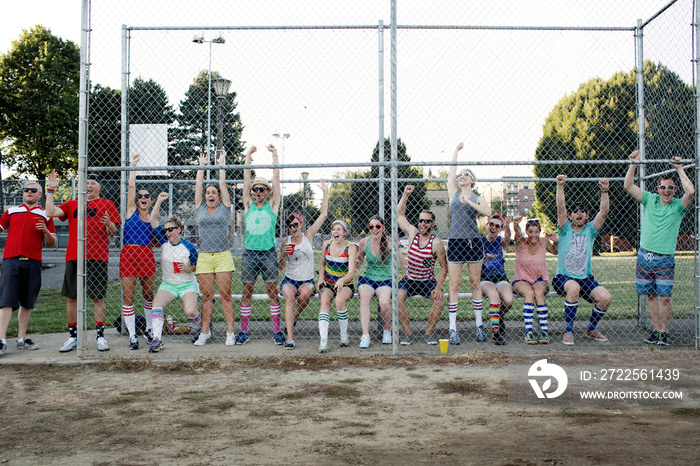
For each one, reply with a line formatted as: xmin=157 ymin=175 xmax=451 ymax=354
xmin=173 ymin=262 xmax=183 ymax=273
xmin=286 ymin=243 xmax=296 ymax=256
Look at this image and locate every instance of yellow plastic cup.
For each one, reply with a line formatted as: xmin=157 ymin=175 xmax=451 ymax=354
xmin=439 ymin=339 xmax=449 ymax=353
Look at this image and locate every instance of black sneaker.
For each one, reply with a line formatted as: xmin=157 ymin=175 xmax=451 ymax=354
xmin=284 ymin=339 xmax=295 ymax=350
xmin=129 ymin=335 xmax=139 ymax=350
xmin=144 ymin=329 xmax=154 ymax=345
xmin=644 ymin=330 xmax=660 ymax=344
xmin=0 ymin=341 xmax=6 ymax=355
xmin=17 ymin=338 xmax=39 ymax=350
xmin=492 ymin=331 xmax=506 ymax=346
xmin=499 ymin=314 xmax=506 ymax=333
xmin=658 ymin=332 xmax=670 ymax=346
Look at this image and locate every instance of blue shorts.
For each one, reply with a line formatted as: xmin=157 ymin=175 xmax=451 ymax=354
xmin=635 ymin=248 xmax=675 ymax=297
xmin=280 ymin=276 xmax=315 ymax=294
xmin=447 ymin=238 xmax=484 ymax=264
xmin=552 ymin=274 xmax=601 ymax=304
xmin=481 ymin=274 xmax=509 ymax=287
xmin=399 ymin=278 xmax=439 ymax=298
xmin=241 ymin=248 xmax=278 ymax=283
xmin=358 ymin=276 xmax=392 ymax=290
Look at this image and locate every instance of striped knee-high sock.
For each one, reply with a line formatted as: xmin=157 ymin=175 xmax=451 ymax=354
xmin=337 ymin=309 xmax=349 ymax=335
xmin=144 ymin=301 xmax=153 ymax=330
xmin=489 ymin=303 xmax=500 ymax=332
xmin=564 ymin=300 xmax=578 ymax=333
xmin=448 ymin=302 xmax=458 ymax=331
xmin=151 ymin=307 xmax=164 ymax=340
xmin=240 ymin=306 xmax=251 ymax=333
xmin=473 ymin=299 xmax=483 ymax=328
xmin=588 ymin=305 xmax=606 ymax=332
xmin=537 ymin=304 xmax=549 ymax=334
xmin=270 ymin=303 xmax=281 ymax=333
xmin=122 ymin=305 xmax=136 ymax=337
xmin=318 ymin=312 xmax=330 ymax=340
xmin=523 ymin=302 xmax=535 ymax=333
xmin=188 ymin=313 xmax=202 ymax=329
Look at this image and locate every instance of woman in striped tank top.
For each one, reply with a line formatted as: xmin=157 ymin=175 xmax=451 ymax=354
xmin=316 ymin=220 xmax=357 ymax=352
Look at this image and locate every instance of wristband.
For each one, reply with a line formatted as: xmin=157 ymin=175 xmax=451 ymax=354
xmin=46 ymin=188 xmax=55 ymax=194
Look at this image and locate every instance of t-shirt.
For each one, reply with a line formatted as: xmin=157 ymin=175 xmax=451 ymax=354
xmin=0 ymin=204 xmax=56 ymax=261
xmin=244 ymin=202 xmax=277 ymax=251
xmin=284 ymin=235 xmax=315 ymax=281
xmin=153 ymin=226 xmax=198 ymax=285
xmin=639 ymin=191 xmax=688 ymax=255
xmin=59 ymin=198 xmax=121 ymax=262
xmin=196 ymin=202 xmax=230 ymax=253
xmin=556 ymin=220 xmax=597 ymax=279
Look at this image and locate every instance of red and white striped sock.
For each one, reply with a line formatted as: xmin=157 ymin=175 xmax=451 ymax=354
xmin=122 ymin=305 xmax=136 ymax=337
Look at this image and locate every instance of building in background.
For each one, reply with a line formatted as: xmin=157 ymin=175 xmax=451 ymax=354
xmin=482 ymin=177 xmax=534 ymax=218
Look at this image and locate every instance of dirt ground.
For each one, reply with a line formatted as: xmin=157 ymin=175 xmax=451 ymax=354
xmin=1 ymin=352 xmax=699 ymax=465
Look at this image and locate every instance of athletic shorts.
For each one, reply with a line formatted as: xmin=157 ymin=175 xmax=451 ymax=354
xmin=62 ymin=260 xmax=109 ymax=300
xmin=358 ymin=276 xmax=392 ymax=290
xmin=119 ymin=245 xmax=155 ymax=277
xmin=480 ymin=274 xmax=510 ymax=288
xmin=195 ymin=250 xmax=235 ymax=275
xmin=447 ymin=238 xmax=484 ymax=264
xmin=158 ymin=280 xmax=200 ymax=299
xmin=241 ymin=248 xmax=278 ymax=283
xmin=635 ymin=248 xmax=675 ymax=297
xmin=398 ymin=278 xmax=438 ymax=298
xmin=319 ymin=282 xmax=355 ymax=299
xmin=552 ymin=274 xmax=601 ymax=304
xmin=280 ymin=277 xmax=316 ymax=295
xmin=0 ymin=258 xmax=42 ymax=310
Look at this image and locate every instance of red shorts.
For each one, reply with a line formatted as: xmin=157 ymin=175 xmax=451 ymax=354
xmin=119 ymin=245 xmax=156 ymax=277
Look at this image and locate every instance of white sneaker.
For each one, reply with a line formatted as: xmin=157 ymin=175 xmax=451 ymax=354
xmin=225 ymin=332 xmax=235 ymax=346
xmin=318 ymin=338 xmax=329 ymax=353
xmin=193 ymin=331 xmax=211 ymax=346
xmin=339 ymin=332 xmax=350 ymax=347
xmin=96 ymin=336 xmax=110 ymax=352
xmin=382 ymin=330 xmax=392 ymax=345
xmin=59 ymin=337 xmax=77 ymax=353
xmin=359 ymin=334 xmax=371 ymax=349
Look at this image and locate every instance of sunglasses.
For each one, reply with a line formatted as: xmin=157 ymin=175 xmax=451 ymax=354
xmin=368 ymin=224 xmax=382 ymax=230
xmin=418 ymin=218 xmax=432 ymax=224
xmin=488 ymin=222 xmax=503 ymax=229
xmin=457 ymin=172 xmax=473 ymax=179
xmin=659 ymin=185 xmax=676 ymax=191
xmin=23 ymin=188 xmax=39 ymax=193
xmin=136 ymin=193 xmax=151 ymax=199
xmin=288 ymin=222 xmax=301 ymax=229
xmin=570 ymin=208 xmax=586 ymax=214
xmin=252 ymin=187 xmax=268 ymax=193
xmin=163 ymin=226 xmax=178 ymax=233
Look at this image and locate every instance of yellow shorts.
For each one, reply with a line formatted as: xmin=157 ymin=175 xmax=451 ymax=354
xmin=195 ymin=250 xmax=235 ymax=274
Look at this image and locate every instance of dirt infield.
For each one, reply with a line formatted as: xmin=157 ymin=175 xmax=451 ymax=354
xmin=1 ymin=351 xmax=699 ymax=465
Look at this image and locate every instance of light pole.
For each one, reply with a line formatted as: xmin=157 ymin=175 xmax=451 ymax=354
xmin=273 ymin=133 xmax=290 ymax=221
xmin=213 ymin=77 xmax=233 ymax=232
xmin=301 ymin=171 xmax=309 ymax=215
xmin=192 ymin=34 xmax=225 ymax=173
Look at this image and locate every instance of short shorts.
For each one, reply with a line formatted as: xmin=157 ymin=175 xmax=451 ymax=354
xmin=158 ymin=280 xmax=201 ymax=299
xmin=280 ymin=277 xmax=316 ymax=295
xmin=119 ymin=245 xmax=156 ymax=277
xmin=358 ymin=276 xmax=392 ymax=290
xmin=241 ymin=248 xmax=278 ymax=283
xmin=195 ymin=250 xmax=235 ymax=275
xmin=62 ymin=260 xmax=109 ymax=300
xmin=398 ymin=278 xmax=439 ymax=298
xmin=480 ymin=274 xmax=510 ymax=288
xmin=635 ymin=248 xmax=675 ymax=297
xmin=552 ymin=274 xmax=601 ymax=304
xmin=319 ymin=282 xmax=355 ymax=299
xmin=0 ymin=258 xmax=42 ymax=310
xmin=447 ymin=238 xmax=484 ymax=264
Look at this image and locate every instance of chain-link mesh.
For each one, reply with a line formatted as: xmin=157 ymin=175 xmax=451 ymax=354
xmin=57 ymin=0 xmax=698 ymax=358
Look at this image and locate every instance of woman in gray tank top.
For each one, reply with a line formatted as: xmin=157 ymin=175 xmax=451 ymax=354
xmin=446 ymin=142 xmax=492 ymax=345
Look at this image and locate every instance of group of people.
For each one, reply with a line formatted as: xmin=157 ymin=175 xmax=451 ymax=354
xmin=0 ymin=146 xmax=693 ymax=355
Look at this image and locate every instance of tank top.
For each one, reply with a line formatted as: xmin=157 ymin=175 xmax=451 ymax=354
xmin=404 ymin=234 xmax=436 ymax=281
xmin=448 ymin=192 xmax=480 ymax=239
xmin=481 ymin=236 xmax=506 ymax=278
xmin=244 ymin=202 xmax=277 ymax=251
xmin=362 ymin=238 xmax=392 ymax=281
xmin=285 ymin=235 xmax=314 ymax=281
xmin=123 ymin=211 xmax=152 ymax=246
xmin=513 ymin=237 xmax=549 ymax=283
xmin=324 ymin=241 xmax=351 ymax=284
xmin=196 ymin=202 xmax=230 ymax=253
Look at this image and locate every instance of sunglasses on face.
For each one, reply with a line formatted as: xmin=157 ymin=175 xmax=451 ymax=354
xmin=659 ymin=185 xmax=676 ymax=191
xmin=23 ymin=188 xmax=39 ymax=193
xmin=418 ymin=218 xmax=432 ymax=224
xmin=252 ymin=187 xmax=267 ymax=194
xmin=570 ymin=208 xmax=586 ymax=214
xmin=368 ymin=224 xmax=382 ymax=230
xmin=288 ymin=222 xmax=300 ymax=229
xmin=136 ymin=193 xmax=151 ymax=199
xmin=163 ymin=226 xmax=178 ymax=233
xmin=457 ymin=172 xmax=472 ymax=179
xmin=488 ymin=222 xmax=503 ymax=229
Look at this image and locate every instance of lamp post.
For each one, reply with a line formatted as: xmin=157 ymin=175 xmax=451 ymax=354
xmin=301 ymin=171 xmax=309 ymax=214
xmin=273 ymin=133 xmax=290 ymax=221
xmin=192 ymin=34 xmax=225 ymax=173
xmin=213 ymin=77 xmax=233 ymax=232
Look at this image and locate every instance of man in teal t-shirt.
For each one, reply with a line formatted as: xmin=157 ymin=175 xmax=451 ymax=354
xmin=624 ymin=150 xmax=695 ymax=346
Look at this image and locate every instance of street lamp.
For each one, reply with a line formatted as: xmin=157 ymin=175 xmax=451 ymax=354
xmin=273 ymin=133 xmax=290 ymax=221
xmin=213 ymin=77 xmax=233 ymax=231
xmin=192 ymin=34 xmax=225 ymax=168
xmin=301 ymin=171 xmax=309 ymax=213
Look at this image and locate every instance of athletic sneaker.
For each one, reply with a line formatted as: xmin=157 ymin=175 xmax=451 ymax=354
xmin=400 ymin=335 xmax=414 ymax=346
xmin=658 ymin=332 xmax=670 ymax=346
xmin=318 ymin=338 xmax=329 ymax=353
xmin=339 ymin=333 xmax=350 ymax=347
xmin=193 ymin=331 xmax=211 ymax=346
xmin=449 ymin=329 xmax=461 ymax=345
xmin=359 ymin=334 xmax=371 ymax=349
xmin=424 ymin=333 xmax=438 ymax=345
xmin=149 ymin=338 xmax=164 ymax=352
xmin=144 ymin=329 xmax=154 ymax=345
xmin=525 ymin=331 xmax=538 ymax=345
xmin=585 ymin=329 xmax=608 ymax=342
xmin=475 ymin=324 xmax=485 ymax=342
xmin=562 ymin=331 xmax=574 ymax=346
xmin=129 ymin=335 xmax=139 ymax=350
xmin=59 ymin=337 xmax=77 ymax=353
xmin=492 ymin=331 xmax=505 ymax=346
xmin=284 ymin=339 xmax=295 ymax=350
xmin=225 ymin=332 xmax=235 ymax=346
xmin=644 ymin=330 xmax=660 ymax=345
xmin=538 ymin=332 xmax=549 ymax=345
xmin=17 ymin=338 xmax=39 ymax=350
xmin=235 ymin=331 xmax=249 ymax=345
xmin=274 ymin=331 xmax=285 ymax=345
xmin=96 ymin=336 xmax=110 ymax=352
xmin=0 ymin=341 xmax=6 ymax=355
xmin=382 ymin=330 xmax=392 ymax=345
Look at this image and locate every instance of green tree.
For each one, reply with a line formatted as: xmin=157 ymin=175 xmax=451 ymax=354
xmin=0 ymin=26 xmax=80 ymax=179
xmin=88 ymin=84 xmax=121 ymax=175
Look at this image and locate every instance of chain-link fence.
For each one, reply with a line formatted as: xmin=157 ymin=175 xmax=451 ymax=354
xmin=52 ymin=0 xmax=699 ymax=358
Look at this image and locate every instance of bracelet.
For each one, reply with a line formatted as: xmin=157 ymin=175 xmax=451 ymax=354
xmin=601 ymin=190 xmax=608 ymax=193
xmin=46 ymin=188 xmax=55 ymax=194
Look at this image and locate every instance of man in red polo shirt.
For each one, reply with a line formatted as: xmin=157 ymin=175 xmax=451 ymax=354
xmin=45 ymin=171 xmax=120 ymax=352
xmin=0 ymin=182 xmax=56 ymax=356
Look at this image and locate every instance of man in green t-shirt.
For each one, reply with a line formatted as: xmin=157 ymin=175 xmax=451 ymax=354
xmin=624 ymin=150 xmax=695 ymax=346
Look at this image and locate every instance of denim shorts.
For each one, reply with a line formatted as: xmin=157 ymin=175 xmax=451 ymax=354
xmin=241 ymin=248 xmax=278 ymax=283
xmin=447 ymin=238 xmax=484 ymax=264
xmin=280 ymin=276 xmax=316 ymax=294
xmin=358 ymin=276 xmax=392 ymax=290
xmin=398 ymin=278 xmax=439 ymax=298
xmin=635 ymin=248 xmax=675 ymax=297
